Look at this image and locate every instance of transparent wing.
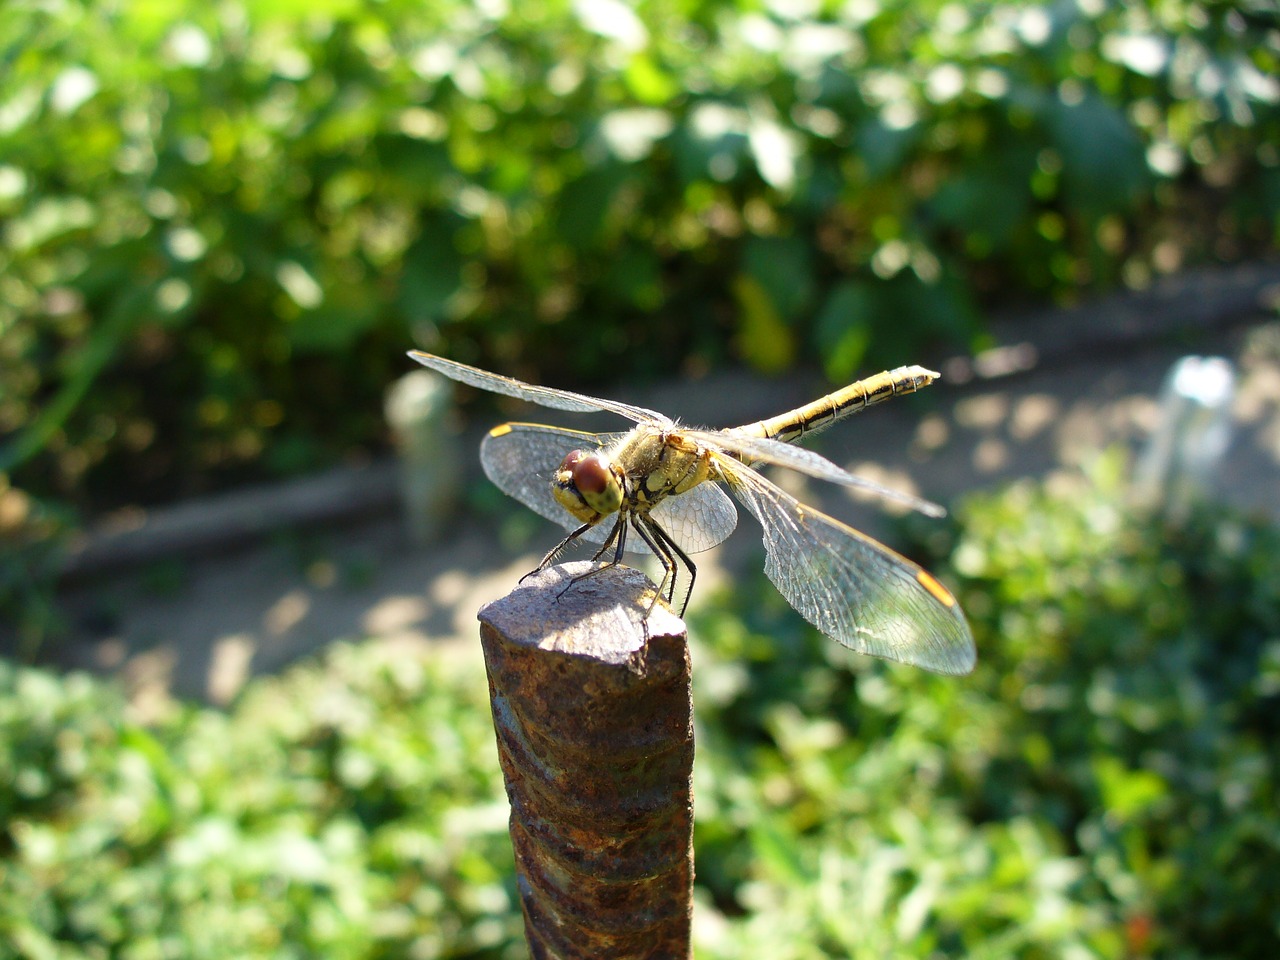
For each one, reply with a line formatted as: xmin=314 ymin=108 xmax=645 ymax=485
xmin=480 ymin=422 xmax=625 ymax=531
xmin=646 ymin=480 xmax=738 ymax=554
xmin=690 ymin=429 xmax=944 ymax=517
xmin=480 ymin=423 xmax=738 ymax=556
xmin=409 ymin=350 xmax=668 ymax=424
xmin=720 ymin=460 xmax=975 ymax=675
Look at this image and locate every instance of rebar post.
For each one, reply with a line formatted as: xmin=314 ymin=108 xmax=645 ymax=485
xmin=478 ymin=561 xmax=694 ymax=960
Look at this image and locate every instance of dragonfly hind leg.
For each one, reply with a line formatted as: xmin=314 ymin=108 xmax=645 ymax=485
xmin=556 ymin=512 xmax=630 ymax=599
xmin=633 ymin=514 xmax=696 ymax=617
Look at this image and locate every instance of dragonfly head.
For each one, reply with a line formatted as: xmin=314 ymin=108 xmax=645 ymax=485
xmin=553 ymin=450 xmax=624 ymax=522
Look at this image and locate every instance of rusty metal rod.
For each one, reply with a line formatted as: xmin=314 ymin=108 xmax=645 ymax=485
xmin=478 ymin=561 xmax=694 ymax=960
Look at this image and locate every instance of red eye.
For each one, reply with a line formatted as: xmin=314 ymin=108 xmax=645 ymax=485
xmin=554 ymin=449 xmax=621 ymax=519
xmin=569 ymin=453 xmax=610 ymax=495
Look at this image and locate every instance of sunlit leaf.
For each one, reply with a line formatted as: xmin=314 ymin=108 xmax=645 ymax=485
xmin=742 ymin=235 xmax=814 ymax=322
xmin=813 ymin=279 xmax=873 ymax=382
xmin=732 ymin=273 xmax=795 ymax=374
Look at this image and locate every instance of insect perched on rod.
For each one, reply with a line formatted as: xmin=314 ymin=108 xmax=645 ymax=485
xmin=408 ymin=351 xmax=975 ymax=675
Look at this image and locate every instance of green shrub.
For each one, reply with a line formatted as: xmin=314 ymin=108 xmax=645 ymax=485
xmin=2 ymin=0 xmax=1277 ymax=510
xmin=691 ymin=461 xmax=1280 ymax=957
xmin=3 ymin=466 xmax=1279 ymax=957
xmin=0 ymin=646 xmax=520 ymax=959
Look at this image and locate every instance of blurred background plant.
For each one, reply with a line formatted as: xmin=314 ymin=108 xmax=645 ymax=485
xmin=4 ymin=1 xmax=1279 ymax=953
xmin=2 ymin=0 xmax=1276 ymax=516
xmin=3 ymin=467 xmax=1277 ymax=957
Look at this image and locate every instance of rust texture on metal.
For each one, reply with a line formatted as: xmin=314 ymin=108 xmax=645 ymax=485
xmin=478 ymin=561 xmax=694 ymax=960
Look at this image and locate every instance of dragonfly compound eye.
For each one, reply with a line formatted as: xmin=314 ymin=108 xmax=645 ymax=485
xmin=553 ymin=450 xmax=623 ymax=520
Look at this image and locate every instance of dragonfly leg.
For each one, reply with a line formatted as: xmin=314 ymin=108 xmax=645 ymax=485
xmin=589 ymin=514 xmax=627 ymax=564
xmin=521 ymin=521 xmax=596 ymax=584
xmin=637 ymin=514 xmax=696 ymax=617
xmin=630 ymin=514 xmax=696 ymax=617
xmin=629 ymin=517 xmax=673 ymax=612
xmin=559 ymin=513 xmax=629 ymax=598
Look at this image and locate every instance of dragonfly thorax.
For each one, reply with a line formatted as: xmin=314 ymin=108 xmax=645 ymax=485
xmin=553 ymin=450 xmax=625 ymax=522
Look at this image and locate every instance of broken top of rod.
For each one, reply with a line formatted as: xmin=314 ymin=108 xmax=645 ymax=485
xmin=483 ymin=561 xmax=683 ymax=661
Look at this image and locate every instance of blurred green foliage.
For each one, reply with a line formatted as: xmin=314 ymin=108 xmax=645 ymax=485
xmin=693 ymin=460 xmax=1280 ymax=956
xmin=0 ymin=646 xmax=521 ymax=959
xmin=0 ymin=479 xmax=74 ymax=656
xmin=1 ymin=0 xmax=1277 ymax=511
xmin=4 ymin=466 xmax=1279 ymax=957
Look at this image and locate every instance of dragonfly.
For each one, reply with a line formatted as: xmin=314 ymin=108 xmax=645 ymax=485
xmin=408 ymin=350 xmax=975 ymax=675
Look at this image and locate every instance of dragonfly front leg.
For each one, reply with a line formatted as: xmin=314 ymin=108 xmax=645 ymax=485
xmin=521 ymin=521 xmax=597 ymax=583
xmin=561 ymin=513 xmax=630 ymax=598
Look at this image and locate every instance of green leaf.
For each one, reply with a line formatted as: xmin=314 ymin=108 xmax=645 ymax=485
xmin=742 ymin=235 xmax=814 ymax=322
xmin=813 ymin=280 xmax=874 ymax=382
xmin=732 ymin=273 xmax=795 ymax=374
xmin=555 ymin=165 xmax=632 ymax=250
xmin=288 ymin=279 xmax=381 ymax=352
xmin=624 ymin=53 xmax=679 ymax=105
xmin=854 ymin=117 xmax=921 ymax=181
xmin=930 ymin=156 xmax=1036 ymax=251
xmin=397 ymin=219 xmax=466 ymax=322
xmin=1044 ymin=91 xmax=1147 ymax=212
xmin=601 ymin=245 xmax=662 ymax=310
xmin=1094 ymin=755 xmax=1169 ymax=821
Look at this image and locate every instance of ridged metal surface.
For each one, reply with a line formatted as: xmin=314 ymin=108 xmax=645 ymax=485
xmin=478 ymin=561 xmax=693 ymax=960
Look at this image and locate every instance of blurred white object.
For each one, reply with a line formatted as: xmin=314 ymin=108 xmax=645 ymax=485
xmin=385 ymin=369 xmax=462 ymax=543
xmin=1133 ymin=355 xmax=1235 ymax=520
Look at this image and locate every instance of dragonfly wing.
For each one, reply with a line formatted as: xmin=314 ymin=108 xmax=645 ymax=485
xmin=409 ymin=351 xmax=667 ymax=424
xmin=649 ymin=481 xmax=738 ymax=554
xmin=481 ymin=421 xmax=626 ymax=528
xmin=692 ymin=428 xmax=944 ymax=517
xmin=720 ymin=460 xmax=975 ymax=675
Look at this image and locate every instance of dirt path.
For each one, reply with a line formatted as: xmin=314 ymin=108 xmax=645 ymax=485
xmin=47 ymin=265 xmax=1280 ymax=710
